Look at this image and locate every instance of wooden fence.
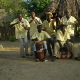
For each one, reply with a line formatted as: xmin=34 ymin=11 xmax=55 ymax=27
xmin=0 ymin=26 xmax=15 ymax=40
xmin=0 ymin=26 xmax=30 ymax=40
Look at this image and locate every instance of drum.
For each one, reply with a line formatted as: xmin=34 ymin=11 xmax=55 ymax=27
xmin=57 ymin=46 xmax=71 ymax=59
xmin=36 ymin=41 xmax=45 ymax=61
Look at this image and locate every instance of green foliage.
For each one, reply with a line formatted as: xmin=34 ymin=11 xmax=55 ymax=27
xmin=20 ymin=0 xmax=51 ymax=16
xmin=9 ymin=36 xmax=16 ymax=42
xmin=0 ymin=0 xmax=51 ymax=17
xmin=0 ymin=0 xmax=26 ymax=16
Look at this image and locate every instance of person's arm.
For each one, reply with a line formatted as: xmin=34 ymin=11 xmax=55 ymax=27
xmin=31 ymin=32 xmax=38 ymax=42
xmin=32 ymin=38 xmax=38 ymax=41
xmin=60 ymin=17 xmax=64 ymax=24
xmin=29 ymin=19 xmax=33 ymax=23
xmin=24 ymin=20 xmax=30 ymax=30
xmin=57 ymin=40 xmax=63 ymax=48
xmin=34 ymin=17 xmax=42 ymax=24
xmin=52 ymin=19 xmax=56 ymax=30
xmin=56 ymin=30 xmax=63 ymax=48
xmin=72 ymin=16 xmax=78 ymax=24
xmin=41 ymin=31 xmax=51 ymax=42
xmin=74 ymin=20 xmax=78 ymax=24
xmin=42 ymin=21 xmax=46 ymax=31
xmin=10 ymin=20 xmax=20 ymax=27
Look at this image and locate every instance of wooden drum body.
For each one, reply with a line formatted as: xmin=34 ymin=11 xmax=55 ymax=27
xmin=36 ymin=42 xmax=45 ymax=61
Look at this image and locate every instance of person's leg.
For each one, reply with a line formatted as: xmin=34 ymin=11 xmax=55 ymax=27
xmin=51 ymin=34 xmax=56 ymax=51
xmin=19 ymin=38 xmax=25 ymax=57
xmin=24 ymin=36 xmax=29 ymax=56
xmin=43 ymin=43 xmax=47 ymax=59
xmin=47 ymin=34 xmax=56 ymax=57
xmin=30 ymin=37 xmax=34 ymax=56
xmin=33 ymin=44 xmax=39 ymax=59
xmin=53 ymin=42 xmax=60 ymax=59
xmin=47 ymin=39 xmax=52 ymax=56
xmin=67 ymin=42 xmax=74 ymax=58
xmin=70 ymin=36 xmax=75 ymax=43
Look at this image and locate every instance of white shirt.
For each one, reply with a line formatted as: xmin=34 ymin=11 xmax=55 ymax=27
xmin=42 ymin=19 xmax=56 ymax=35
xmin=61 ymin=16 xmax=76 ymax=36
xmin=32 ymin=31 xmax=51 ymax=41
xmin=29 ymin=17 xmax=42 ymax=36
xmin=56 ymin=30 xmax=70 ymax=45
xmin=10 ymin=18 xmax=30 ymax=39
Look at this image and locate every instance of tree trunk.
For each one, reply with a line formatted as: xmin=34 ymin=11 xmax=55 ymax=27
xmin=41 ymin=0 xmax=80 ymax=19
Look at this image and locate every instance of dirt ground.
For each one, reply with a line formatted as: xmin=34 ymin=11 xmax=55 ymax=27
xmin=0 ymin=41 xmax=80 ymax=80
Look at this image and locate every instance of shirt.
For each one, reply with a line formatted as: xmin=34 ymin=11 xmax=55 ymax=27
xmin=29 ymin=17 xmax=42 ymax=36
xmin=56 ymin=30 xmax=70 ymax=45
xmin=32 ymin=31 xmax=51 ymax=41
xmin=42 ymin=19 xmax=56 ymax=36
xmin=61 ymin=16 xmax=76 ymax=36
xmin=10 ymin=18 xmax=30 ymax=39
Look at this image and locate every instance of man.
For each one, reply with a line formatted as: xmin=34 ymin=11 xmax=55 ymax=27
xmin=42 ymin=12 xmax=56 ymax=57
xmin=60 ymin=11 xmax=78 ymax=43
xmin=10 ymin=13 xmax=30 ymax=58
xmin=32 ymin=24 xmax=51 ymax=62
xmin=53 ymin=24 xmax=74 ymax=61
xmin=29 ymin=12 xmax=42 ymax=54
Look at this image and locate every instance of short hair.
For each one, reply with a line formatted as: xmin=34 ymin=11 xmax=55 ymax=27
xmin=31 ymin=12 xmax=35 ymax=14
xmin=65 ymin=11 xmax=71 ymax=15
xmin=59 ymin=24 xmax=67 ymax=28
xmin=37 ymin=24 xmax=42 ymax=28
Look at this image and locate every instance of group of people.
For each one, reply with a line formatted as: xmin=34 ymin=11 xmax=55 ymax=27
xmin=10 ymin=11 xmax=79 ymax=62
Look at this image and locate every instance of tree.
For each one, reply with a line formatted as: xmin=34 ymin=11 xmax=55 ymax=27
xmin=41 ymin=0 xmax=80 ymax=19
xmin=41 ymin=0 xmax=80 ymax=37
xmin=0 ymin=0 xmax=26 ymax=16
xmin=20 ymin=0 xmax=51 ymax=16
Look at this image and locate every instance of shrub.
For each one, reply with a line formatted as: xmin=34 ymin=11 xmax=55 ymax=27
xmin=9 ymin=36 xmax=16 ymax=42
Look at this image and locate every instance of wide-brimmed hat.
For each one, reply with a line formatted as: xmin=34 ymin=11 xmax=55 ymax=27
xmin=45 ymin=12 xmax=53 ymax=17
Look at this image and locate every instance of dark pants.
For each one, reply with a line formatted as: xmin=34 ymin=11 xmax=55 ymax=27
xmin=47 ymin=35 xmax=56 ymax=56
xmin=70 ymin=36 xmax=75 ymax=43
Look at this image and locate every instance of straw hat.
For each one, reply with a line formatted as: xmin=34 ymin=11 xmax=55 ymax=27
xmin=45 ymin=12 xmax=53 ymax=17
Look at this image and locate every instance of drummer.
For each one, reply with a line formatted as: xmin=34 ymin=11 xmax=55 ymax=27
xmin=32 ymin=24 xmax=51 ymax=61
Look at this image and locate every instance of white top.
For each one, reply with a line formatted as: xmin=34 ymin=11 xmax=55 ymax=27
xmin=29 ymin=17 xmax=42 ymax=36
xmin=10 ymin=18 xmax=30 ymax=39
xmin=32 ymin=31 xmax=51 ymax=41
xmin=61 ymin=16 xmax=76 ymax=36
xmin=56 ymin=30 xmax=70 ymax=45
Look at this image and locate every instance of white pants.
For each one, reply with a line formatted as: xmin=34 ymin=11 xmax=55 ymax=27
xmin=30 ymin=36 xmax=34 ymax=52
xmin=53 ymin=42 xmax=74 ymax=57
xmin=19 ymin=36 xmax=28 ymax=57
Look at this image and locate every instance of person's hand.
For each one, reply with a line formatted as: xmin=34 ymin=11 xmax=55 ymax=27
xmin=24 ymin=27 xmax=28 ymax=30
xmin=40 ymin=39 xmax=46 ymax=42
xmin=34 ymin=38 xmax=38 ymax=41
xmin=58 ymin=17 xmax=61 ymax=21
xmin=16 ymin=21 xmax=20 ymax=24
xmin=24 ymin=27 xmax=30 ymax=30
xmin=34 ymin=19 xmax=40 ymax=24
xmin=74 ymin=21 xmax=78 ymax=24
xmin=29 ymin=20 xmax=33 ymax=23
